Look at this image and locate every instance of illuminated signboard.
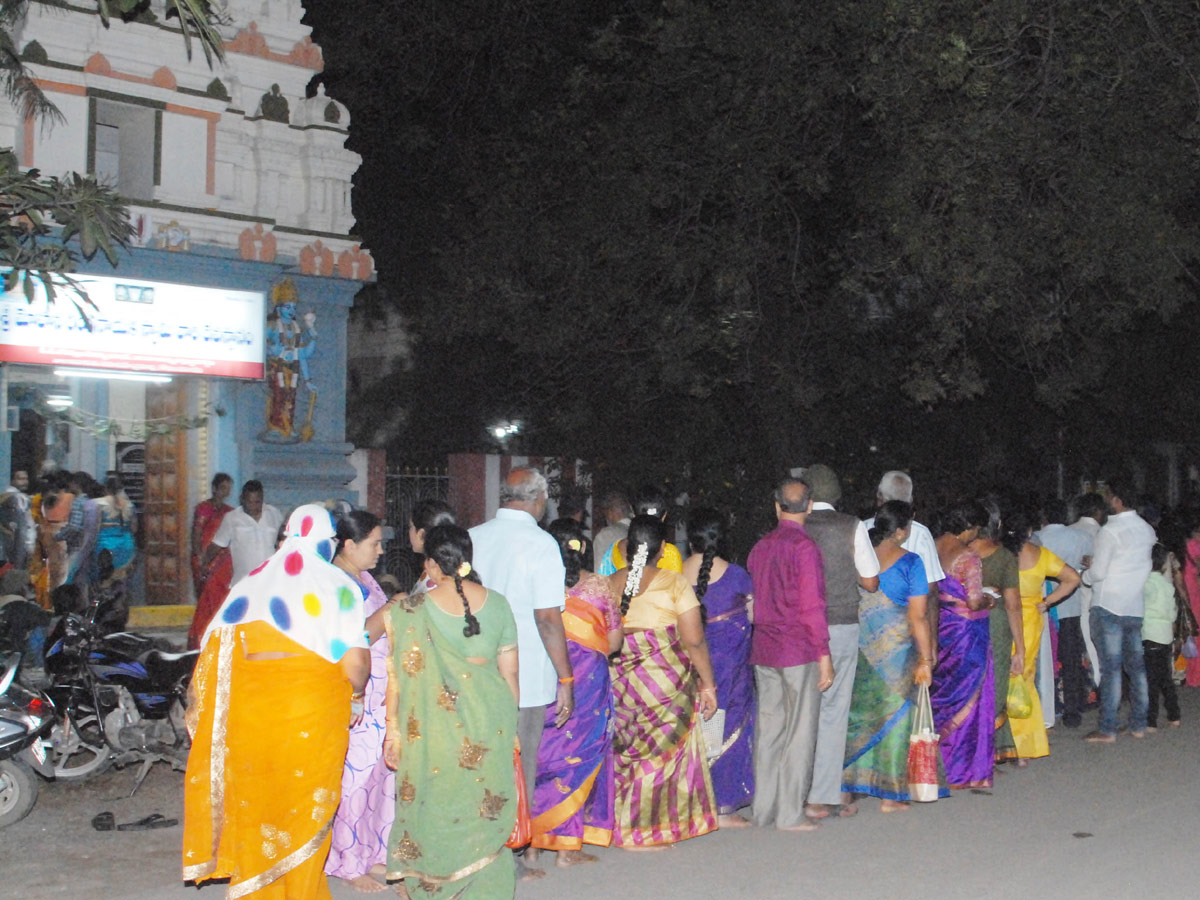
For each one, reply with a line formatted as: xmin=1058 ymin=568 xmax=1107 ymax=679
xmin=0 ymin=270 xmax=265 ymax=379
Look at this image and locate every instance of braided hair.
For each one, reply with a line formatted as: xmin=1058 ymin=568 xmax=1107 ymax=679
xmin=424 ymin=524 xmax=483 ymax=637
xmin=548 ymin=518 xmax=586 ymax=588
xmin=620 ymin=515 xmax=665 ymax=618
xmin=687 ymin=507 xmax=724 ymax=603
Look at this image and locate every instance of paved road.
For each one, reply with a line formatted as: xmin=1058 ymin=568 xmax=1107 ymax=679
xmin=7 ymin=690 xmax=1199 ymax=900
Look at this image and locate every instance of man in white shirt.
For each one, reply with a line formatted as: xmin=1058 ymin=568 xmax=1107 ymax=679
xmin=866 ymin=471 xmax=945 ymax=657
xmin=469 ymin=467 xmax=571 ymax=876
xmin=1082 ymin=482 xmax=1156 ymax=743
xmin=205 ymin=480 xmax=283 ymax=584
xmin=0 ymin=470 xmax=35 ymax=570
xmin=1070 ymin=494 xmax=1104 ymax=705
xmin=1035 ymin=498 xmax=1089 ymax=728
xmin=592 ymin=491 xmax=632 ymax=572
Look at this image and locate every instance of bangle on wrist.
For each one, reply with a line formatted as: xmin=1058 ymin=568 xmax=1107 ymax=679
xmin=558 ymin=676 xmax=574 ymax=684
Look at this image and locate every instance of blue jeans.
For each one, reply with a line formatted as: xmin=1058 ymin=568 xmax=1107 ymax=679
xmin=1091 ymin=606 xmax=1148 ymax=735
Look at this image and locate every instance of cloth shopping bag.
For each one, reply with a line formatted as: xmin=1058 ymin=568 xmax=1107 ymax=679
xmin=906 ymin=682 xmax=940 ymax=803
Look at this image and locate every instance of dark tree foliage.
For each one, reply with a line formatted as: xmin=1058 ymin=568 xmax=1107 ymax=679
xmin=311 ymin=0 xmax=1200 ymax=540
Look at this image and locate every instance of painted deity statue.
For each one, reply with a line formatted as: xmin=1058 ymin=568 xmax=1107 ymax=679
xmin=261 ymin=279 xmax=318 ymax=443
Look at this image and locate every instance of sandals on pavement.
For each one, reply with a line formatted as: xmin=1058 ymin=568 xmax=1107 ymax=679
xmin=117 ymin=813 xmax=179 ymax=831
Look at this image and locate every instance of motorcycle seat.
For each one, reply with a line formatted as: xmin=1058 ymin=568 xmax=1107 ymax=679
xmin=143 ymin=649 xmax=199 ymax=685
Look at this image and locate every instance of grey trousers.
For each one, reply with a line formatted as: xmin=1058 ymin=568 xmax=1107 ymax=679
xmin=751 ymin=662 xmax=822 ymax=829
xmin=517 ymin=705 xmax=547 ymax=797
xmin=807 ymin=624 xmax=860 ymax=805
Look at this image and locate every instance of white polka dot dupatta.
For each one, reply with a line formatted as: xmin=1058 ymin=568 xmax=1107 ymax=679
xmin=201 ymin=504 xmax=370 ymax=662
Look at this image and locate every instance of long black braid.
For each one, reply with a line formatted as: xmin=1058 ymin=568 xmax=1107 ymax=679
xmin=425 ymin=524 xmax=482 ymax=638
xmin=454 ymin=570 xmax=481 ymax=637
xmin=688 ymin=507 xmax=724 ymax=625
xmin=621 ymin=515 xmax=665 ymax=618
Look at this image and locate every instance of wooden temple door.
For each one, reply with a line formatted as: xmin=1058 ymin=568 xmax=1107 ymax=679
xmin=142 ymin=382 xmax=190 ymax=605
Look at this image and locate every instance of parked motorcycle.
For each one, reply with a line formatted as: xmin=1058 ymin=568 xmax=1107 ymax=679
xmin=43 ymin=606 xmax=198 ymax=794
xmin=0 ymin=653 xmax=55 ymax=827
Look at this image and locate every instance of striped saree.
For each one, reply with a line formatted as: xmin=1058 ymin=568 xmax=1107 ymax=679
xmin=610 ymin=624 xmax=718 ymax=847
xmin=183 ymin=622 xmax=351 ymax=899
xmin=531 ymin=575 xmax=617 ymax=850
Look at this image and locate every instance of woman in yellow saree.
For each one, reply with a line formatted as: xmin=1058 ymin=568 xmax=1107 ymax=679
xmin=183 ymin=505 xmax=371 ymax=900
xmin=382 ymin=525 xmax=520 ymax=898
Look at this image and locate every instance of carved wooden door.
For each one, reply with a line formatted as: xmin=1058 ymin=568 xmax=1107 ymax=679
xmin=142 ymin=382 xmax=189 ymax=605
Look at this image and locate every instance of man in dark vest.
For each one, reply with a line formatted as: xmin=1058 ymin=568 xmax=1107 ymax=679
xmin=800 ymin=464 xmax=880 ymax=819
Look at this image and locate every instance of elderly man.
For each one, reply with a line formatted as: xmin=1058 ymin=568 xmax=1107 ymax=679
xmin=747 ymin=477 xmax=833 ymax=832
xmin=800 ymin=465 xmax=879 ymax=820
xmin=592 ymin=490 xmax=632 ymax=571
xmin=469 ymin=467 xmax=572 ymax=875
xmin=866 ymin=471 xmax=945 ymax=657
xmin=1083 ymin=481 xmax=1156 ymax=743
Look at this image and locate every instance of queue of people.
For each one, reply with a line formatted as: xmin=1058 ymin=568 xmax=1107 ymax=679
xmin=179 ymin=465 xmax=1197 ymax=899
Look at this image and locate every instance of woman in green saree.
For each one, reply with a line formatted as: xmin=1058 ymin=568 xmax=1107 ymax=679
xmin=383 ymin=525 xmax=520 ymax=898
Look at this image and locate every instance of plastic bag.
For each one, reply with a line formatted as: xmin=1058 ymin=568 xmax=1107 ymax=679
xmin=906 ymin=683 xmax=940 ymax=803
xmin=1182 ymin=636 xmax=1199 ymax=661
xmin=1006 ymin=674 xmax=1033 ymax=720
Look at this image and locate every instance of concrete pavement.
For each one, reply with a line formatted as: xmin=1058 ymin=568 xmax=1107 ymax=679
xmin=6 ymin=688 xmax=1198 ymax=899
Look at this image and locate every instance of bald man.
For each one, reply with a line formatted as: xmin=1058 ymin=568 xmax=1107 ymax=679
xmin=746 ymin=477 xmax=833 ymax=831
xmin=469 ymin=467 xmax=572 ymax=875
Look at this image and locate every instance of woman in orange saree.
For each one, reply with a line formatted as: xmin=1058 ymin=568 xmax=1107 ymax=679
xmin=183 ymin=505 xmax=370 ymax=899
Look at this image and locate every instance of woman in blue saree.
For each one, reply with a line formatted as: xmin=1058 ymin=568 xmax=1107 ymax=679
xmin=843 ymin=501 xmax=945 ymax=808
xmin=683 ymin=509 xmax=755 ymax=823
xmin=930 ymin=501 xmax=995 ymax=789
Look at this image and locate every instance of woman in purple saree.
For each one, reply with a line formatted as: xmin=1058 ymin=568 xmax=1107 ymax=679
xmin=684 ymin=509 xmax=755 ymax=822
xmin=530 ymin=520 xmax=624 ymax=865
xmin=930 ymin=502 xmax=995 ymax=790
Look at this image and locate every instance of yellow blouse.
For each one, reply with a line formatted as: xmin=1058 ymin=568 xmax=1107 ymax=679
xmin=612 ymin=539 xmax=684 ymax=573
xmin=613 ymin=568 xmax=700 ymax=631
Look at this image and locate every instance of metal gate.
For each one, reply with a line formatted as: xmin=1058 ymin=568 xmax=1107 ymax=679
xmin=383 ymin=466 xmax=449 ymax=590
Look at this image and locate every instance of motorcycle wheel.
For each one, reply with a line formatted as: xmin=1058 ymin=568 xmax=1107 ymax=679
xmin=51 ymin=711 xmax=112 ymax=780
xmin=0 ymin=758 xmax=38 ymax=827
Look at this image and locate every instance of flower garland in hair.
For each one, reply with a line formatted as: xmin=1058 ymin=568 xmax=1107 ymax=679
xmin=620 ymin=541 xmax=650 ymax=618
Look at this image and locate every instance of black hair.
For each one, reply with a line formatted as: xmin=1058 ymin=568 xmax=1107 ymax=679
xmin=620 ymin=515 xmax=665 ymax=617
xmin=1106 ymin=480 xmax=1136 ymax=510
xmin=241 ymin=479 xmax=264 ymax=497
xmin=1076 ymin=492 xmax=1108 ymax=521
xmin=1151 ymin=541 xmax=1170 ymax=572
xmin=687 ymin=507 xmax=724 ymax=603
xmin=105 ymin=474 xmax=124 ymax=496
xmin=424 ymin=524 xmax=482 ymax=637
xmin=1001 ymin=507 xmax=1037 ymax=556
xmin=211 ymin=472 xmax=233 ymax=492
xmin=934 ymin=499 xmax=989 ymax=538
xmin=85 ymin=479 xmax=107 ymax=499
xmin=1042 ymin=497 xmax=1068 ymax=526
xmin=548 ymin=518 xmax=586 ymax=588
xmin=411 ymin=498 xmax=456 ymax=534
xmin=869 ymin=500 xmax=913 ymax=547
xmin=335 ymin=508 xmax=381 ymax=546
xmin=634 ymin=485 xmax=669 ymax=518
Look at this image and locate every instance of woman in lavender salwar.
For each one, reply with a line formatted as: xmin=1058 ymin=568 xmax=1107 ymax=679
xmin=530 ymin=519 xmax=624 ymax=865
xmin=683 ymin=508 xmax=755 ymax=826
xmin=325 ymin=510 xmax=399 ymax=893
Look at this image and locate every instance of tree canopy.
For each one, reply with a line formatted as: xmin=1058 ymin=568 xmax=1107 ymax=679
xmin=311 ymin=0 xmax=1200 ymax=519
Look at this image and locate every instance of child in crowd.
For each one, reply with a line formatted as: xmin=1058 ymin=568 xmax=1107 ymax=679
xmin=1142 ymin=544 xmax=1181 ymax=730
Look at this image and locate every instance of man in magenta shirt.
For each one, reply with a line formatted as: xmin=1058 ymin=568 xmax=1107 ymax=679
xmin=747 ymin=477 xmax=833 ymax=831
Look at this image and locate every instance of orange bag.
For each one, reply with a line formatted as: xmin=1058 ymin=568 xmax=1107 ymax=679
xmin=506 ymin=741 xmax=531 ymax=848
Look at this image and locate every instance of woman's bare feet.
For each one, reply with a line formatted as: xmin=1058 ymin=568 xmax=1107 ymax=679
xmin=777 ymin=819 xmax=820 ymax=832
xmin=803 ymin=804 xmax=830 ymax=819
xmin=556 ymin=849 xmax=600 ymax=867
xmin=879 ymin=799 xmax=910 ymax=813
xmin=621 ymin=843 xmax=672 ymax=851
xmin=718 ymin=813 xmax=752 ymax=828
xmin=344 ymin=874 xmax=387 ymax=893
